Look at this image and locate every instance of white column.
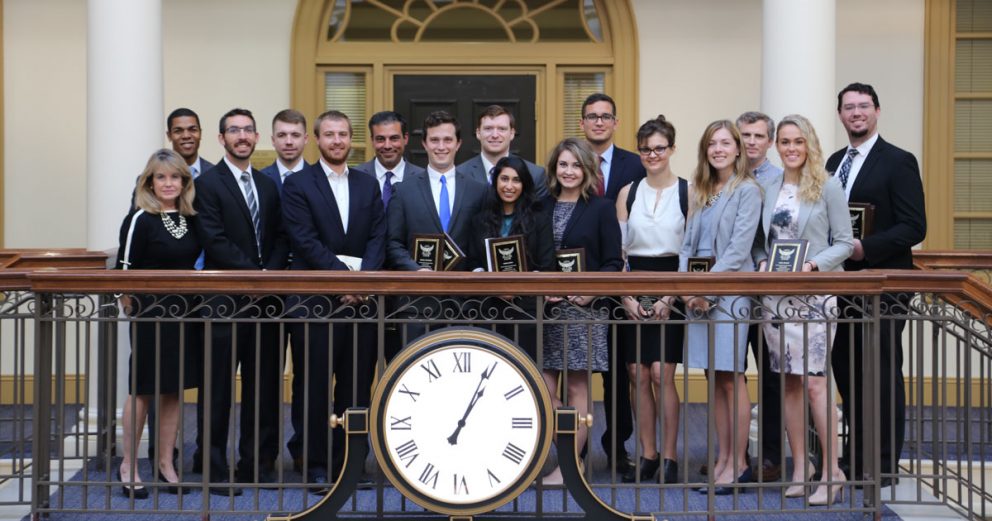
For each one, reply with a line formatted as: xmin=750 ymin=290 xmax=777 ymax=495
xmin=87 ymin=0 xmax=163 ymax=251
xmin=761 ymin=0 xmax=836 ymax=154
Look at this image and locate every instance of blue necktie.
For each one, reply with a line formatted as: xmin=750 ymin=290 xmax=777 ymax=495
xmin=383 ymin=171 xmax=394 ymax=208
xmin=439 ymin=174 xmax=450 ymax=232
xmin=837 ymin=148 xmax=859 ymax=190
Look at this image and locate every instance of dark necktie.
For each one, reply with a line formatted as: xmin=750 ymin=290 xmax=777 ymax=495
xmin=837 ymin=148 xmax=859 ymax=190
xmin=383 ymin=171 xmax=394 ymax=208
xmin=596 ymin=155 xmax=606 ymax=196
xmin=240 ymin=172 xmax=262 ymax=256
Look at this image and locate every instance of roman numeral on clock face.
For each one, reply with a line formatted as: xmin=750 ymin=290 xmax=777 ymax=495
xmin=502 ymin=442 xmax=526 ymax=464
xmin=390 ymin=415 xmax=412 ymax=430
xmin=419 ymin=462 xmax=439 ymax=489
xmin=453 ymin=474 xmax=469 ymax=495
xmin=487 ymin=468 xmax=501 ymax=487
xmin=511 ymin=417 xmax=533 ymax=429
xmin=504 ymin=385 xmax=524 ymax=400
xmin=420 ymin=359 xmax=442 ymax=382
xmin=452 ymin=351 xmax=471 ymax=373
xmin=398 ymin=384 xmax=420 ymax=402
xmin=395 ymin=440 xmax=419 ymax=468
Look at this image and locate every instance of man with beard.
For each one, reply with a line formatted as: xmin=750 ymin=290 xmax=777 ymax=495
xmin=456 ymin=104 xmax=548 ymax=198
xmin=193 ymin=108 xmax=289 ymax=495
xmin=579 ymin=93 xmax=644 ymax=477
xmin=827 ymin=83 xmax=926 ymax=487
xmin=280 ymin=110 xmax=385 ymax=488
xmin=358 ymin=111 xmax=425 ymax=210
xmin=261 ymin=109 xmax=310 ymax=193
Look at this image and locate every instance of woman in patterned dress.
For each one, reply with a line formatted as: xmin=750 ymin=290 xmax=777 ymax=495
xmin=752 ymin=115 xmax=853 ymax=504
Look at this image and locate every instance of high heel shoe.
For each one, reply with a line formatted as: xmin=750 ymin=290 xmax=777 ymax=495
xmin=809 ymin=472 xmax=847 ymax=506
xmin=662 ymin=459 xmax=679 ymax=484
xmin=155 ymin=467 xmax=189 ymax=495
xmin=703 ymin=466 xmax=753 ymax=495
xmin=785 ymin=462 xmax=816 ymax=497
xmin=621 ymin=456 xmax=660 ymax=483
xmin=117 ymin=468 xmax=149 ymax=500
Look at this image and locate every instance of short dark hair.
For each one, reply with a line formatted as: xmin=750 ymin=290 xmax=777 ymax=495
xmin=637 ymin=114 xmax=676 ymax=147
xmin=422 ymin=110 xmax=461 ymax=141
xmin=837 ymin=82 xmax=880 ymax=112
xmin=166 ymin=108 xmax=200 ymax=132
xmin=313 ymin=110 xmax=352 ymax=136
xmin=272 ymin=109 xmax=307 ymax=130
xmin=219 ymin=108 xmax=256 ymax=134
xmin=368 ymin=111 xmax=408 ymax=136
xmin=581 ymin=93 xmax=616 ymax=116
xmin=477 ymin=105 xmax=516 ymax=129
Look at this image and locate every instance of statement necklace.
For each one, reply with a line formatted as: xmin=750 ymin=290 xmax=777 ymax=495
xmin=705 ymin=189 xmax=724 ymax=208
xmin=161 ymin=212 xmax=188 ymax=239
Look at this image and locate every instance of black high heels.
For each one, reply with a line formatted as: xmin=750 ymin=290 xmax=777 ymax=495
xmin=622 ymin=456 xmax=661 ymax=483
xmin=117 ymin=468 xmax=149 ymax=500
xmin=698 ymin=466 xmax=754 ymax=495
xmin=155 ymin=467 xmax=190 ymax=495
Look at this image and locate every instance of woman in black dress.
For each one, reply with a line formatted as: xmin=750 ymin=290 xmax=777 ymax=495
xmin=116 ymin=149 xmax=200 ymax=497
xmin=467 ymin=156 xmax=555 ymax=359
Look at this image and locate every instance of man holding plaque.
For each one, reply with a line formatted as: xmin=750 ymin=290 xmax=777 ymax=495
xmin=826 ymin=83 xmax=927 ymax=486
xmin=281 ymin=110 xmax=386 ymax=487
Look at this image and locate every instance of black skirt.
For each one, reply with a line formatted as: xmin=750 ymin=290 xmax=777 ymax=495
xmin=619 ymin=256 xmax=684 ymax=365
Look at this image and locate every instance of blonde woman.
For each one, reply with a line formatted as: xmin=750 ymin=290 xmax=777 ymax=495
xmin=116 ymin=149 xmax=200 ymax=497
xmin=752 ymin=114 xmax=853 ymax=504
xmin=678 ymin=120 xmax=762 ymax=494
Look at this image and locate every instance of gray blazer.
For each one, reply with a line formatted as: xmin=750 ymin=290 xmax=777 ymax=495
xmin=752 ymin=176 xmax=854 ymax=272
xmin=678 ymin=179 xmax=762 ymax=273
xmin=357 ymin=158 xmax=427 ymax=188
xmin=456 ymin=154 xmax=549 ymax=198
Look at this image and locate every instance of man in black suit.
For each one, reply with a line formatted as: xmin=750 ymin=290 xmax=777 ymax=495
xmin=281 ymin=110 xmax=385 ymax=487
xmin=826 ymin=83 xmax=926 ymax=486
xmin=386 ymin=111 xmax=487 ymax=340
xmin=580 ymin=93 xmax=644 ymax=476
xmin=456 ymin=104 xmax=548 ymax=198
xmin=260 ymin=109 xmax=310 ymax=193
xmin=193 ymin=108 xmax=289 ymax=494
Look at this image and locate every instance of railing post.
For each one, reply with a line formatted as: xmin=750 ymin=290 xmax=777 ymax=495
xmin=865 ymin=293 xmax=882 ymax=517
xmin=31 ymin=292 xmax=54 ymax=519
xmin=96 ymin=293 xmax=117 ymax=466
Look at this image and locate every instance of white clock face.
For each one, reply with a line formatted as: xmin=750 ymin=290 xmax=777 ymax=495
xmin=380 ymin=344 xmax=543 ymax=507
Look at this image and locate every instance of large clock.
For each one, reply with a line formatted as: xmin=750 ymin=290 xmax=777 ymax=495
xmin=370 ymin=327 xmax=554 ymax=516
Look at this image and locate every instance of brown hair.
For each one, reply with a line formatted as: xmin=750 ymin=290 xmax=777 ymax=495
xmin=690 ymin=120 xmax=756 ymax=210
xmin=545 ymin=137 xmax=599 ymax=201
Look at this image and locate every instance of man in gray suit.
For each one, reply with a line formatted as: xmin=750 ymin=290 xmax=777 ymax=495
xmin=166 ymin=108 xmax=214 ymax=178
xmin=456 ymin=104 xmax=548 ymax=198
xmin=260 ymin=109 xmax=309 ymax=193
xmin=358 ymin=111 xmax=426 ymax=210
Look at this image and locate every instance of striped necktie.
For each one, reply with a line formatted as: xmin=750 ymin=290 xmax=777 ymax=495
xmin=240 ymin=172 xmax=261 ymax=256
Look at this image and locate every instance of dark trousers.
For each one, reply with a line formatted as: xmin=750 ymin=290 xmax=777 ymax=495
xmin=195 ymin=319 xmax=283 ymax=480
xmin=749 ymin=323 xmax=783 ymax=465
xmin=601 ymin=324 xmax=634 ymax=461
xmin=287 ymin=321 xmax=374 ymax=475
xmin=832 ymin=295 xmax=908 ymax=479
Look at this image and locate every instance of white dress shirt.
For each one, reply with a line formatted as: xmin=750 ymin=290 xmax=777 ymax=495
xmin=190 ymin=157 xmax=206 ymax=179
xmin=427 ymin=165 xmax=456 ymax=217
xmin=277 ymin=158 xmax=305 ymax=183
xmin=320 ymin=159 xmax=350 ymax=233
xmin=841 ymin=132 xmax=880 ymax=200
xmin=223 ymin=157 xmax=259 ymax=208
xmin=599 ymin=144 xmax=615 ymax=189
xmin=374 ymin=158 xmax=406 ymax=191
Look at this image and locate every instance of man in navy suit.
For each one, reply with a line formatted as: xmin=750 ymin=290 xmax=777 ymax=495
xmin=193 ymin=108 xmax=289 ymax=494
xmin=166 ymin=107 xmax=214 ymax=179
xmin=580 ymin=93 xmax=644 ymax=476
xmin=827 ymin=83 xmax=926 ymax=486
xmin=260 ymin=109 xmax=309 ymax=193
xmin=357 ymin=111 xmax=426 ymax=210
xmin=456 ymin=104 xmax=548 ymax=198
xmin=281 ymin=110 xmax=385 ymax=487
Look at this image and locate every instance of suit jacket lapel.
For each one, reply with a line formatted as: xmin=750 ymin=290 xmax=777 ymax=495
xmin=796 ymin=196 xmax=813 ymax=239
xmin=415 ymin=172 xmax=443 ymax=231
xmin=763 ymin=177 xmax=783 ymax=247
xmin=217 ymin=162 xmax=254 ymax=227
xmin=450 ymin=171 xmax=474 ymax=230
xmin=312 ymin=167 xmax=345 ymax=236
xmin=607 ymin=153 xmax=623 ymax=195
xmin=849 ymin=137 xmax=885 ymax=199
xmin=561 ymin=197 xmax=589 ymax=246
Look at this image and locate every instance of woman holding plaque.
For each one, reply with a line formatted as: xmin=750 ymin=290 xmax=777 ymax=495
xmin=467 ymin=155 xmax=555 ymax=359
xmin=615 ymin=115 xmax=687 ymax=484
xmin=115 ymin=149 xmax=201 ymax=497
xmin=678 ymin=120 xmax=761 ymax=493
xmin=751 ymin=114 xmax=853 ymax=504
xmin=541 ymin=137 xmax=624 ymax=484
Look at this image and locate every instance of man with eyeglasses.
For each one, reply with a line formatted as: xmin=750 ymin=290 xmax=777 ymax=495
xmin=579 ymin=93 xmax=645 ymax=477
xmin=456 ymin=104 xmax=548 ymax=198
xmin=193 ymin=108 xmax=289 ymax=494
xmin=826 ymin=83 xmax=926 ymax=487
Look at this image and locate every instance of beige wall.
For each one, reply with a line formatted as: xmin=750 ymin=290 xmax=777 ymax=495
xmin=3 ymin=0 xmax=924 ymax=247
xmin=636 ymin=0 xmax=924 ymax=177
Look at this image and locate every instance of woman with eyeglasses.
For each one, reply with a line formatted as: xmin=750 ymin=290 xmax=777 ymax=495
xmin=615 ymin=115 xmax=688 ymax=484
xmin=752 ymin=114 xmax=853 ymax=504
xmin=467 ymin=155 xmax=555 ymax=359
xmin=116 ymin=149 xmax=201 ymax=498
xmin=679 ymin=120 xmax=762 ymax=494
xmin=540 ymin=137 xmax=624 ymax=485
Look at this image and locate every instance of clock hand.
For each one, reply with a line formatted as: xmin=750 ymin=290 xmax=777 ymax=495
xmin=447 ymin=362 xmax=497 ymax=445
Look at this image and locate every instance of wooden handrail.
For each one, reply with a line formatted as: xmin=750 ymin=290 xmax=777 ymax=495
xmin=0 ymin=249 xmax=108 ymax=270
xmin=913 ymin=250 xmax=992 ymax=270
